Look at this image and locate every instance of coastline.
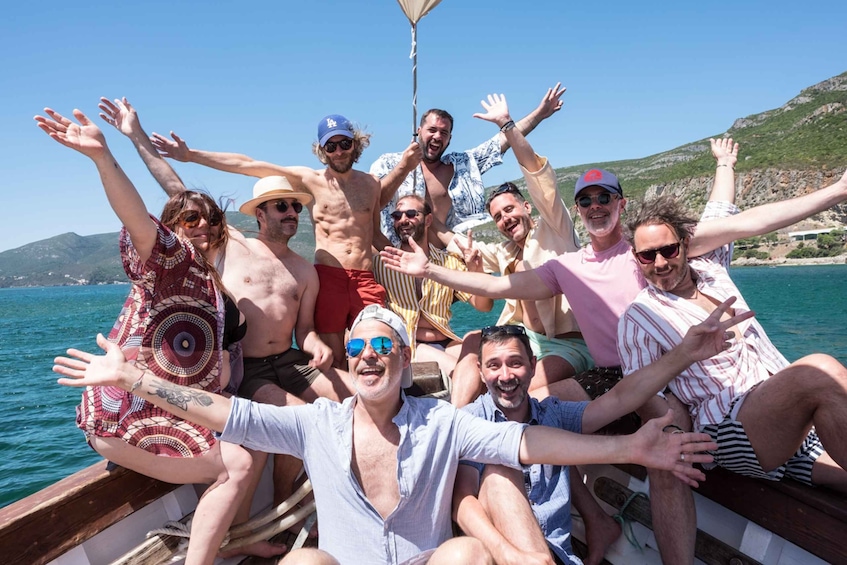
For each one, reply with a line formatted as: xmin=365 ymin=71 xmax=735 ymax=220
xmin=731 ymin=254 xmax=847 ymax=267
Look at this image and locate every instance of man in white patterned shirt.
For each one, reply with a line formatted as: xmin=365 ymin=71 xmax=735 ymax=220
xmin=619 ymin=191 xmax=847 ymax=492
xmin=371 ymin=84 xmax=567 ymax=247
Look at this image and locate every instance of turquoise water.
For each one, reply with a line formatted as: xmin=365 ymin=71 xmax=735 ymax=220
xmin=1 ymin=265 xmax=845 ymax=508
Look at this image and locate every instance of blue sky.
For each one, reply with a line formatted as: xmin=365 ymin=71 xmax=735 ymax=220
xmin=1 ymin=0 xmax=844 ymax=252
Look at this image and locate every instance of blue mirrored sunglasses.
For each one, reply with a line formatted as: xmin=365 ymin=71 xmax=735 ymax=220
xmin=346 ymin=336 xmax=394 ymax=357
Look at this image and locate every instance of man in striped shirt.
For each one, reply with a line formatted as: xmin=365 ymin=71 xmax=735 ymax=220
xmin=373 ymin=194 xmax=494 ymax=375
xmin=620 ymin=190 xmax=847 ymax=492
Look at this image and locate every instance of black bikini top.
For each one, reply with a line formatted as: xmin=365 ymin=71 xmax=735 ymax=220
xmin=223 ymin=294 xmax=247 ymax=348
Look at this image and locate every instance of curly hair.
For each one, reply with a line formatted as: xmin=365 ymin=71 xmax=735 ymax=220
xmin=312 ymin=129 xmax=372 ymax=165
xmin=623 ymin=195 xmax=697 ymax=246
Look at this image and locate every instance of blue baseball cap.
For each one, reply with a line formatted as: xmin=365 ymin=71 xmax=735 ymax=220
xmin=574 ymin=168 xmax=623 ymax=198
xmin=318 ymin=114 xmax=354 ymax=146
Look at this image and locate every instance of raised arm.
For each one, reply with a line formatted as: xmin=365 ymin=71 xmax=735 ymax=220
xmin=99 ymin=97 xmax=187 ymax=197
xmin=54 ymin=334 xmax=232 ymax=432
xmin=150 ymin=131 xmax=314 ymax=189
xmin=377 ymin=139 xmax=423 ymax=208
xmin=34 ymin=108 xmax=157 ymax=261
xmin=582 ymin=297 xmax=754 ymax=434
xmin=706 ymin=137 xmax=739 ymax=204
xmin=473 ymin=93 xmax=544 ymax=172
xmin=456 ymin=231 xmax=495 ymax=313
xmin=380 ymin=238 xmax=555 ymax=301
xmin=499 ymin=83 xmax=566 ymax=154
xmin=689 ymin=168 xmax=847 ymax=257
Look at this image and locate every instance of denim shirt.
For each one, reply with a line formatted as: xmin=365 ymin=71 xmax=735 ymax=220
xmin=463 ymin=394 xmax=589 ymax=565
xmin=223 ymin=394 xmax=526 ymax=564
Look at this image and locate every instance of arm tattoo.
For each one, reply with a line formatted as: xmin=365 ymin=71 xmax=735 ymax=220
xmin=149 ymin=379 xmax=214 ymax=412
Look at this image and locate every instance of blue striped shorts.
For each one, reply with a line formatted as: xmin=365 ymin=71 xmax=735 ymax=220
xmin=701 ymin=394 xmax=823 ymax=485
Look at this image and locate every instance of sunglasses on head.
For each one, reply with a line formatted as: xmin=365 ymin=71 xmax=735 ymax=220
xmin=324 ymin=138 xmax=354 ymax=153
xmin=179 ymin=209 xmax=222 ymax=229
xmin=390 ymin=209 xmax=424 ymax=221
xmin=481 ymin=325 xmax=527 ymax=338
xmin=346 ymin=336 xmax=394 ymax=358
xmin=269 ymin=200 xmax=303 ymax=214
xmin=576 ymin=193 xmax=618 ymax=208
xmin=634 ymin=242 xmax=682 ymax=264
xmin=486 ymin=182 xmax=521 ymax=203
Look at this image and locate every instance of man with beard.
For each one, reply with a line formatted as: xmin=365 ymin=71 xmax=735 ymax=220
xmin=372 ymin=194 xmax=493 ymax=375
xmin=150 ymin=113 xmax=423 ymax=366
xmin=54 ymin=305 xmax=719 ymax=565
xmin=455 ymin=309 xmax=751 ymax=565
xmin=371 ymin=84 xmax=567 ymax=248
xmin=619 ymin=191 xmax=847 ymax=495
xmin=99 ymin=98 xmax=356 ymax=518
xmin=438 ymin=94 xmax=585 ymax=408
xmin=380 ymin=137 xmax=847 ymax=563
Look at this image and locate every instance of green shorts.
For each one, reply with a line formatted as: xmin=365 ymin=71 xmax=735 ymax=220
xmin=523 ymin=327 xmax=595 ymax=375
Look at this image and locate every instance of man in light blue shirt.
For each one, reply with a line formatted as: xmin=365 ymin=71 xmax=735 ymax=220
xmin=454 ymin=317 xmax=755 ymax=565
xmin=55 ymin=306 xmax=720 ymax=565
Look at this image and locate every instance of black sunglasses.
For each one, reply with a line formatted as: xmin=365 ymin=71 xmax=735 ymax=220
xmin=178 ymin=209 xmax=222 ymax=229
xmin=576 ymin=193 xmax=617 ymax=208
xmin=390 ymin=209 xmax=424 ymax=221
xmin=481 ymin=325 xmax=527 ymax=338
xmin=486 ymin=182 xmax=521 ymax=205
xmin=324 ymin=138 xmax=354 ymax=153
xmin=634 ymin=242 xmax=682 ymax=265
xmin=269 ymin=200 xmax=303 ymax=214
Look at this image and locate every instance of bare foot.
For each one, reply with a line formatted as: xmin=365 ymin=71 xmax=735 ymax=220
xmin=219 ymin=540 xmax=288 ymax=559
xmin=584 ymin=513 xmax=621 ymax=565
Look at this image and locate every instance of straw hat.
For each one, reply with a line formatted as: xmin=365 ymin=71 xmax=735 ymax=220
xmin=239 ymin=176 xmax=313 ymax=216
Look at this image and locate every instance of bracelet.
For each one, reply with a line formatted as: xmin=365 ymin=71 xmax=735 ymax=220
xmin=716 ymin=164 xmax=733 ymax=169
xmin=130 ymin=373 xmax=145 ymax=393
xmin=662 ymin=424 xmax=684 ymax=434
xmin=500 ymin=120 xmax=516 ymax=133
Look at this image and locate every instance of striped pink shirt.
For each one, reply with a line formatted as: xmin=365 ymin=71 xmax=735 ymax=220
xmin=618 ymin=201 xmax=789 ymax=430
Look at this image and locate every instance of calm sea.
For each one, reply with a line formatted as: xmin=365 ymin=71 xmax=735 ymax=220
xmin=1 ymin=265 xmax=846 ymax=508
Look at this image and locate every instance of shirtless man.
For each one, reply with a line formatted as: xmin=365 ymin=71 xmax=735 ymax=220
xmin=100 ymin=97 xmax=354 ymax=506
xmin=151 ymin=113 xmax=423 ymax=363
xmin=371 ymin=84 xmax=567 ymax=247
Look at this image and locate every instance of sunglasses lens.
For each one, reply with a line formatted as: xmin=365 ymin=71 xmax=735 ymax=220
xmin=660 ymin=244 xmax=681 ymax=260
xmin=346 ymin=338 xmax=365 ymax=357
xmin=576 ymin=197 xmax=592 ymax=208
xmin=371 ymin=336 xmax=393 ymax=354
xmin=274 ymin=201 xmax=290 ymax=213
xmin=325 ymin=141 xmax=337 ymax=153
xmin=635 ymin=250 xmax=657 ymax=264
xmin=339 ymin=139 xmax=353 ymax=150
xmin=481 ymin=325 xmax=526 ymax=337
xmin=292 ymin=202 xmax=303 ymax=213
xmin=181 ymin=211 xmax=201 ymax=228
xmin=208 ymin=211 xmax=223 ymax=226
xmin=598 ymin=193 xmax=612 ymax=205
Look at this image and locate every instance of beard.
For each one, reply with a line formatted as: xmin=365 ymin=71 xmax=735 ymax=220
xmin=262 ymin=218 xmax=298 ymax=242
xmin=327 ymin=153 xmax=354 ymax=173
xmin=395 ymin=222 xmax=425 ymax=245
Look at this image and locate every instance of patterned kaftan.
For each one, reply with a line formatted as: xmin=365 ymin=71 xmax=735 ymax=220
xmin=77 ymin=218 xmax=223 ymax=456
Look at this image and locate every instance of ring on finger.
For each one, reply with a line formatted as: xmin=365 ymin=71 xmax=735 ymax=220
xmin=680 ymin=453 xmax=686 ymax=462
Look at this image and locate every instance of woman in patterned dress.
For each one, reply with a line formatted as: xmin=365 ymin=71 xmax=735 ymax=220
xmin=35 ymin=107 xmax=280 ymax=564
